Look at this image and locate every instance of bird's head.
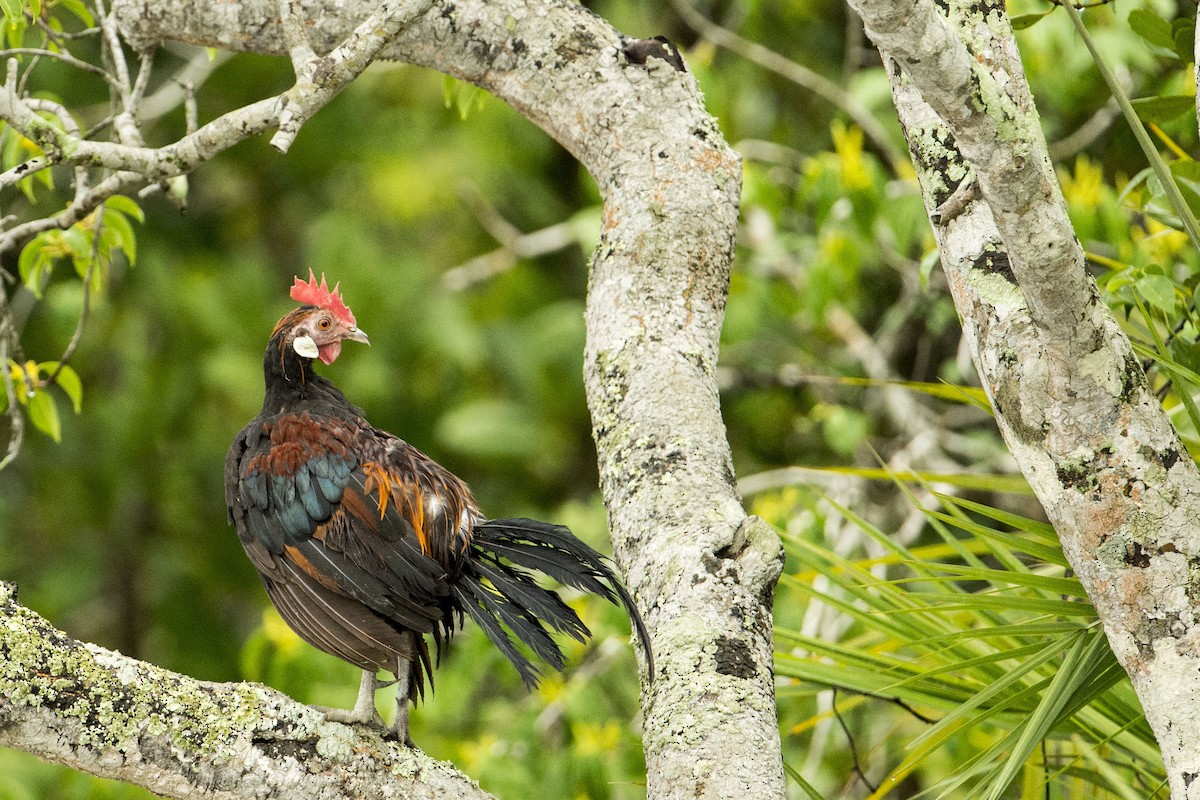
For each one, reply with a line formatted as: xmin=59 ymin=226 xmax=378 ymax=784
xmin=275 ymin=271 xmax=370 ymax=365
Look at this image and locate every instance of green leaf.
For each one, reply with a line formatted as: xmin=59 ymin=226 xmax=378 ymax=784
xmin=1135 ymin=273 xmax=1177 ymax=314
xmin=40 ymin=362 xmax=82 ymax=414
xmin=1116 ymin=166 xmax=1154 ymax=206
xmin=60 ymin=225 xmax=88 ymax=258
xmin=0 ymin=0 xmax=22 ymax=27
xmin=457 ymin=84 xmax=484 ymax=120
xmin=17 ymin=233 xmax=52 ymax=297
xmin=54 ymin=0 xmax=94 ymax=26
xmin=1128 ymin=8 xmax=1176 ymax=51
xmin=102 ymin=209 xmax=137 ymax=265
xmin=771 ymin=465 xmax=1032 ymax=495
xmin=1130 ymin=95 xmax=1195 ymax=125
xmin=854 ymin=375 xmax=991 ymax=412
xmin=983 ymin=632 xmax=1108 ymax=800
xmin=104 ymin=194 xmax=145 ymax=223
xmin=1172 ymin=18 xmax=1196 ymax=63
xmin=1171 ymin=337 xmax=1200 ymax=376
xmin=1010 ymin=10 xmax=1052 ymax=30
xmin=17 ymin=236 xmax=41 ymax=286
xmin=3 ymin=14 xmax=23 ymax=47
xmin=27 ymin=389 xmax=61 ymax=442
xmin=1066 ymin=0 xmax=1200 ymax=251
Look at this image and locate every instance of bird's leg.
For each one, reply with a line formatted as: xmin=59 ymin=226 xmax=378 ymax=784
xmin=388 ymin=636 xmax=415 ymax=747
xmin=316 ymin=669 xmax=385 ymax=729
xmin=350 ymin=669 xmax=383 ymax=722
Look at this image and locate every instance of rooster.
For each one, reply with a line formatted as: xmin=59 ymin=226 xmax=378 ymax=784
xmin=224 ymin=272 xmax=652 ymax=743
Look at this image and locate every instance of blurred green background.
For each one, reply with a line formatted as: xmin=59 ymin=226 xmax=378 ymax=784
xmin=2 ymin=0 xmax=1197 ymax=797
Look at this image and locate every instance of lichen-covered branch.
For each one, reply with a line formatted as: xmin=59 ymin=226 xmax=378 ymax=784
xmin=0 ymin=582 xmax=493 ymax=800
xmin=846 ymin=0 xmax=1091 ymax=343
xmin=865 ymin=0 xmax=1200 ymax=795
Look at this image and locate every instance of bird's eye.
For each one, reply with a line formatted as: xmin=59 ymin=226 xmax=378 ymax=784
xmin=317 ymin=317 xmax=332 ymax=330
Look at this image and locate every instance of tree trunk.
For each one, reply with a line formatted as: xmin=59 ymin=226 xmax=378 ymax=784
xmin=850 ymin=0 xmax=1200 ymax=794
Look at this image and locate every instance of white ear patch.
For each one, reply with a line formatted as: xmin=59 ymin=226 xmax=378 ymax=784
xmin=292 ymin=335 xmax=319 ymax=358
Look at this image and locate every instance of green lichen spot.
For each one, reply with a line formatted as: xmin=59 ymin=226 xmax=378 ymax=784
xmin=1055 ymin=454 xmax=1095 ymax=494
xmin=316 ymin=721 xmax=356 ymax=759
xmin=967 ymin=269 xmax=1026 ymax=310
xmin=1078 ymin=347 xmax=1121 ymax=397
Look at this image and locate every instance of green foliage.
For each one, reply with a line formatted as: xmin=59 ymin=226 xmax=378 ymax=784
xmin=2 ymin=359 xmax=81 ymax=441
xmin=0 ymin=0 xmax=1196 ymax=797
xmin=759 ymin=477 xmax=1164 ymax=799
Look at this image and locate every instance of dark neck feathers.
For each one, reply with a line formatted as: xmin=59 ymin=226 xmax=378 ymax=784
xmin=260 ymin=326 xmax=351 ymax=416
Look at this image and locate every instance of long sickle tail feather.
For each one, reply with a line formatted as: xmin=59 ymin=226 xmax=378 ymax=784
xmin=451 ymin=518 xmax=655 ymax=687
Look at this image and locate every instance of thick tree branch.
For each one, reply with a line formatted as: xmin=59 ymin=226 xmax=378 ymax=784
xmin=0 ymin=582 xmax=493 ymax=800
xmin=847 ymin=0 xmax=1091 ymax=344
xmin=864 ymin=0 xmax=1200 ymax=795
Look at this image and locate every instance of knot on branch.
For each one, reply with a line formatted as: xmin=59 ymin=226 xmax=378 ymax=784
xmin=621 ymin=36 xmax=686 ymax=72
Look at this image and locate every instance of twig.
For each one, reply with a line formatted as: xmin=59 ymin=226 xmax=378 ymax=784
xmin=136 ymin=47 xmax=231 ymax=124
xmin=832 ymin=687 xmax=879 ymax=794
xmin=44 ymin=207 xmax=102 ymax=387
xmin=443 ymin=221 xmax=582 ymax=290
xmin=97 ymin=0 xmax=133 ymax=96
xmin=0 ymin=292 xmax=23 ymax=472
xmin=24 ymin=97 xmax=90 ymax=202
xmin=0 ymin=156 xmax=55 ymax=190
xmin=182 ymin=79 xmax=197 ymax=134
xmin=0 ymin=48 xmax=122 ymax=89
xmin=0 ymin=93 xmax=283 ymax=253
xmin=127 ymin=47 xmax=157 ymax=116
xmin=667 ymin=0 xmax=907 ymax=174
xmin=930 ymin=173 xmax=978 ymax=225
xmin=271 ymin=0 xmax=437 ymax=152
xmin=32 ymin=18 xmax=99 ymax=43
xmin=1048 ymin=96 xmax=1122 ymax=162
xmin=0 ymin=170 xmax=144 ymax=254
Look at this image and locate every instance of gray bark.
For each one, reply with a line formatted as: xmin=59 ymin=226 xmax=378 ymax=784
xmin=0 ymin=0 xmax=787 ymax=798
xmin=852 ymin=0 xmax=1200 ymax=794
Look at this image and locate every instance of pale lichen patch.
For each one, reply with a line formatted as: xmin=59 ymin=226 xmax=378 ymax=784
xmin=967 ymin=268 xmax=1026 ymax=310
xmin=1078 ymin=345 xmax=1122 ymax=397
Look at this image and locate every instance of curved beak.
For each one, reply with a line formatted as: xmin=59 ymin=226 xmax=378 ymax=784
xmin=344 ymin=326 xmax=370 ymax=345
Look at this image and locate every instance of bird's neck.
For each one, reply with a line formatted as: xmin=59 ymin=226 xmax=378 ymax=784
xmin=260 ymin=334 xmax=349 ymax=414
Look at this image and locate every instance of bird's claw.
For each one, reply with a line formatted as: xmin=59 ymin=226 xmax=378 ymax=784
xmin=313 ymin=703 xmax=385 ymax=730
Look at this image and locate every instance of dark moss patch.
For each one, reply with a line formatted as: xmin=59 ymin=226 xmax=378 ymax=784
xmin=971 ymin=249 xmax=1016 ymax=283
xmin=1125 ymin=541 xmax=1151 ymax=568
xmin=253 ymin=732 xmax=320 ymax=762
xmin=1055 ymin=458 xmax=1095 ymax=494
xmin=1119 ymin=353 xmax=1146 ymax=404
xmin=713 ymin=636 xmax=755 ymax=679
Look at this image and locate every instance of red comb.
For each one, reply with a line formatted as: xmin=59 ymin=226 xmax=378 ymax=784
xmin=290 ymin=270 xmax=356 ymax=326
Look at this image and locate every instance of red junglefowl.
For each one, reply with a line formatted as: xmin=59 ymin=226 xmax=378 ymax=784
xmin=224 ymin=272 xmax=653 ymax=744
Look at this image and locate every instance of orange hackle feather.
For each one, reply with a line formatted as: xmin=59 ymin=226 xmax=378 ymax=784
xmin=290 ymin=269 xmax=357 ymax=326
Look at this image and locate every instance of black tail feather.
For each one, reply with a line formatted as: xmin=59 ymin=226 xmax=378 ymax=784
xmin=451 ymin=579 xmax=546 ymax=687
xmin=453 ymin=518 xmax=655 ymax=687
xmin=472 ymin=557 xmax=590 ymax=643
